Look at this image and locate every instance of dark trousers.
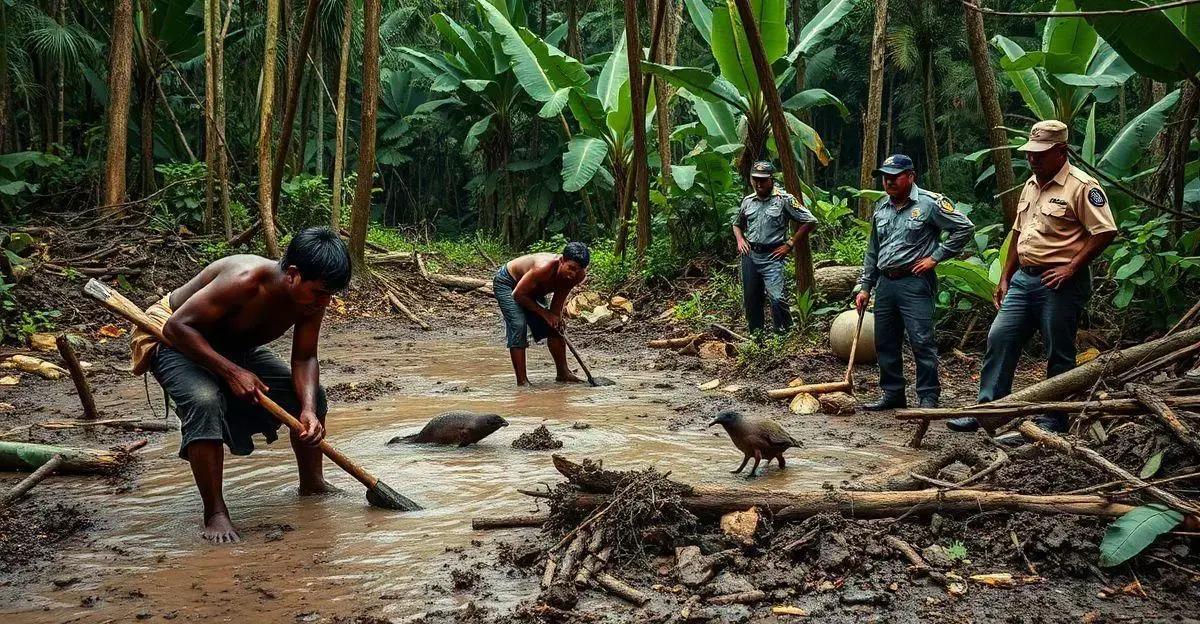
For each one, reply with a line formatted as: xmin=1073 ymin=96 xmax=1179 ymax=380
xmin=740 ymin=252 xmax=791 ymax=334
xmin=874 ymin=273 xmax=940 ymax=400
xmin=978 ymin=268 xmax=1091 ymax=404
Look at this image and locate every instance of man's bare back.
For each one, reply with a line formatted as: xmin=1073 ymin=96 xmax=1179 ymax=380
xmin=505 ymin=252 xmax=569 ymax=298
xmin=169 ymin=255 xmax=315 ymax=353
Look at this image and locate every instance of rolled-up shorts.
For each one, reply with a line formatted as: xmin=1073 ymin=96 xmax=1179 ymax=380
xmin=493 ymin=265 xmax=551 ymax=349
xmin=150 ymin=345 xmax=327 ymax=459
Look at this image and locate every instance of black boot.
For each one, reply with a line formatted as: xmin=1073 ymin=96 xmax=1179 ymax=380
xmin=861 ymin=395 xmax=907 ymax=411
xmin=918 ymin=396 xmax=939 ymax=409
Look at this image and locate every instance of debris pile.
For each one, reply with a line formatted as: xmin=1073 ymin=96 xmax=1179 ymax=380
xmin=511 ymin=425 xmax=564 ymax=451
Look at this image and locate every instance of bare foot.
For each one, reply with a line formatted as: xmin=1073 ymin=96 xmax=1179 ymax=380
xmin=298 ymin=480 xmax=342 ymax=496
xmin=202 ymin=512 xmax=241 ymax=544
xmin=556 ymin=372 xmax=583 ymax=383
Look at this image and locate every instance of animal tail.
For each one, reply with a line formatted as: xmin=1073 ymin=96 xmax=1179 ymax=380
xmin=387 ymin=434 xmax=418 ymax=445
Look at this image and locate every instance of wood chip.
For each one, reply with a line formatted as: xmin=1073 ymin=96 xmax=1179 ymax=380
xmin=772 ymin=606 xmax=809 ymax=617
xmin=698 ymin=379 xmax=721 ymax=391
xmin=789 ymin=392 xmax=821 ymax=415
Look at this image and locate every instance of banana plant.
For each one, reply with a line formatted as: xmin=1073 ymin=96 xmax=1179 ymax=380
xmin=644 ymin=0 xmax=851 ymax=183
xmin=1075 ymin=0 xmax=1200 ymax=83
xmin=990 ymin=0 xmax=1135 ymax=124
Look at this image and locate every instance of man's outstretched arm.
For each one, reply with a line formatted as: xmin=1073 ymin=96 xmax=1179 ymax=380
xmin=163 ymin=272 xmax=267 ymax=403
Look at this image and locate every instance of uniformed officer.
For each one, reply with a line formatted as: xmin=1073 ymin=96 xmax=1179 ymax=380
xmin=731 ymin=160 xmax=818 ymax=334
xmin=855 ymin=154 xmax=975 ymax=410
xmin=948 ymin=120 xmax=1117 ymax=433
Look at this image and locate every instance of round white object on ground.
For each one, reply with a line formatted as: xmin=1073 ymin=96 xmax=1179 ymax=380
xmin=830 ymin=309 xmax=876 ymax=364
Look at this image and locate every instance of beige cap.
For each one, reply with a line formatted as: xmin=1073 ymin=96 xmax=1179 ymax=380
xmin=1017 ymin=120 xmax=1068 ymax=152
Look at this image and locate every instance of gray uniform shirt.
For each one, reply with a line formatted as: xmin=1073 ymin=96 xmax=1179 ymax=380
xmin=858 ymin=184 xmax=975 ymax=291
xmin=731 ymin=188 xmax=818 ymax=245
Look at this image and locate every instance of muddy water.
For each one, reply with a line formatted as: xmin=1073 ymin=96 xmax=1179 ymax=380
xmin=3 ymin=336 xmax=919 ymax=623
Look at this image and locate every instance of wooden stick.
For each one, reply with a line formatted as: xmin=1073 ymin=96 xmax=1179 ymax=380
xmin=557 ymin=528 xmax=591 ymax=582
xmin=1018 ymin=421 xmax=1200 ymax=519
xmin=707 ymin=590 xmax=767 ymax=605
xmin=767 ymin=380 xmax=853 ymax=401
xmin=1117 ymin=341 xmax=1200 ymax=383
xmin=908 ymin=420 xmax=931 ymax=449
xmin=541 ymin=557 xmax=558 ymax=590
xmin=34 ymin=418 xmax=170 ymax=432
xmin=648 ymin=334 xmax=702 ymax=349
xmin=1169 ymin=300 xmax=1200 ymax=335
xmin=710 ymin=323 xmax=749 ymax=344
xmin=1128 ymin=384 xmax=1200 ymax=457
xmin=843 ymin=308 xmax=866 ymax=385
xmin=1 ymin=454 xmax=63 ymax=507
xmin=383 ymin=289 xmax=431 ymax=331
xmin=896 ymin=395 xmax=1200 ymax=420
xmin=471 ymin=514 xmax=548 ymax=530
xmin=595 ymin=572 xmax=649 ymax=605
xmin=56 ymin=335 xmax=98 ymax=421
xmin=883 ymin=535 xmax=949 ymax=586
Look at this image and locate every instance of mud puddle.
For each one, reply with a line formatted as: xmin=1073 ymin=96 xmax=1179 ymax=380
xmin=1 ymin=334 xmax=918 ymax=623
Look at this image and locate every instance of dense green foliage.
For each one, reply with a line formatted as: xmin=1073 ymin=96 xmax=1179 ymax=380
xmin=3 ymin=0 xmax=1200 ymax=334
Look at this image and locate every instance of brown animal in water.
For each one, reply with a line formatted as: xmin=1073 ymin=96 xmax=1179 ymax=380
xmin=707 ymin=410 xmax=800 ymax=477
xmin=389 ymin=411 xmax=509 ymax=447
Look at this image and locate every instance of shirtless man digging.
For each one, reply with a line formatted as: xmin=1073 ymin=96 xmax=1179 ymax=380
xmin=130 ymin=227 xmax=350 ymax=543
xmin=492 ymin=242 xmax=590 ymax=386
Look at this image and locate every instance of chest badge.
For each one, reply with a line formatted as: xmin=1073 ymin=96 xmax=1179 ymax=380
xmin=911 ymin=208 xmax=921 ymax=219
xmin=1049 ymin=197 xmax=1069 ymax=206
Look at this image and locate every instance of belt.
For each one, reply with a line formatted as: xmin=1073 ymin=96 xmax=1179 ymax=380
xmin=749 ymin=242 xmax=784 ymax=253
xmin=882 ymin=266 xmax=913 ymax=279
xmin=1019 ymin=265 xmax=1057 ymax=275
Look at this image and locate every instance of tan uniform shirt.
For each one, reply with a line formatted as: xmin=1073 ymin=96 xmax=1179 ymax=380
xmin=1013 ymin=162 xmax=1117 ymax=267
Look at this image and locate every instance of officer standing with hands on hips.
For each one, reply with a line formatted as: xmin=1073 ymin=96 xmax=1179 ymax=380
xmin=731 ymin=160 xmax=818 ymax=334
xmin=948 ymin=120 xmax=1117 ymax=434
xmin=855 ymin=154 xmax=975 ymax=410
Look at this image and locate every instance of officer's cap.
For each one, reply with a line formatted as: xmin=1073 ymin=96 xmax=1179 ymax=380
xmin=872 ymin=154 xmax=914 ymax=176
xmin=1018 ymin=120 xmax=1068 ymax=152
xmin=749 ymin=160 xmax=776 ymax=178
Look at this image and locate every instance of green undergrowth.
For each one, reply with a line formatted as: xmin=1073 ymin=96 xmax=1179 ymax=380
xmin=366 ymin=226 xmax=512 ymax=273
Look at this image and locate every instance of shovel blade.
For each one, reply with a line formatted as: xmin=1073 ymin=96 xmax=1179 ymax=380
xmin=366 ymin=480 xmax=423 ymax=511
xmin=589 ymin=376 xmax=616 ymax=387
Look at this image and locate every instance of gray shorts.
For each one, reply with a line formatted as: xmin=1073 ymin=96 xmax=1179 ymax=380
xmin=493 ymin=265 xmax=551 ymax=349
xmin=150 ymin=345 xmax=327 ymax=459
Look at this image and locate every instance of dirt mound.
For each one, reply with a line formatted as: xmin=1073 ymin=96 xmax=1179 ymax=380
xmin=511 ymin=425 xmax=563 ymax=451
xmin=325 ymin=379 xmax=399 ymax=402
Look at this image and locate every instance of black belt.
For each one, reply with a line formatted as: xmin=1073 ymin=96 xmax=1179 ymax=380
xmin=882 ymin=265 xmax=913 ymax=279
xmin=1019 ymin=265 xmax=1056 ymax=275
xmin=749 ymin=242 xmax=784 ymax=253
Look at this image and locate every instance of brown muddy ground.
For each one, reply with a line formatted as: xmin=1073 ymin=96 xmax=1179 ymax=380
xmin=1 ymin=305 xmax=1193 ymax=623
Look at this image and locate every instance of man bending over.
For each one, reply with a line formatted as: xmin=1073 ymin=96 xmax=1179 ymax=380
xmin=493 ymin=242 xmax=590 ymax=385
xmin=130 ymin=227 xmax=350 ymax=543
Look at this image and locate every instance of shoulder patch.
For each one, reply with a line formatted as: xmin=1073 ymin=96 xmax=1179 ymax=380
xmin=911 ymin=207 xmax=922 ymax=219
xmin=1088 ymin=187 xmax=1106 ymax=208
xmin=939 ymin=198 xmax=954 ymax=214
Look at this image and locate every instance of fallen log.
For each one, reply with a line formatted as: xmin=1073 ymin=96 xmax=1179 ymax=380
xmin=415 ymin=252 xmax=493 ymax=294
xmin=906 ymin=325 xmax=1200 ymax=444
xmin=338 ymin=228 xmax=389 ymax=254
xmin=557 ymin=528 xmax=591 ymax=583
xmin=471 ymin=514 xmax=548 ymax=530
xmin=852 ymin=446 xmax=982 ymax=491
xmin=0 ymin=454 xmax=63 ymax=507
xmin=813 ymin=265 xmax=862 ymax=300
xmin=34 ymin=418 xmax=170 ymax=432
xmin=1017 ymin=421 xmax=1200 ymax=519
xmin=366 ymin=251 xmax=418 ymax=265
xmin=541 ymin=557 xmax=558 ymax=590
xmin=710 ymin=323 xmax=749 ymax=344
xmin=648 ymin=334 xmax=703 ymax=349
xmin=1128 ymin=384 xmax=1200 ymax=457
xmin=896 ymin=395 xmax=1200 ymax=420
xmin=0 ymin=440 xmax=130 ymax=475
xmin=594 ymin=572 xmax=649 ymax=605
xmin=562 ymin=485 xmax=1133 ymax=520
xmin=57 ymin=335 xmax=99 ymax=421
xmin=1117 ymin=341 xmax=1200 ymax=384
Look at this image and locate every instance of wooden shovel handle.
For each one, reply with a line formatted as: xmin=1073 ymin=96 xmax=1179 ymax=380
xmin=843 ymin=308 xmax=866 ymax=385
xmin=83 ymin=279 xmax=378 ymax=489
xmin=559 ymin=332 xmax=597 ymax=385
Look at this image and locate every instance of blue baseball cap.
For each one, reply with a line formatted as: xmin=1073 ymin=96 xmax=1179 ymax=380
xmin=873 ymin=154 xmax=915 ymax=176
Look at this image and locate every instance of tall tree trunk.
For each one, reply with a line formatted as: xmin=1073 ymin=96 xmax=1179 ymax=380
xmin=1151 ymin=81 xmax=1200 ymax=215
xmin=650 ymin=0 xmax=679 ymax=186
xmin=315 ymin=39 xmax=324 ymax=175
xmin=349 ymin=0 xmax=382 ymax=273
xmin=884 ymin=71 xmax=894 ymax=154
xmin=55 ymin=1 xmax=65 ymax=149
xmin=102 ymin=0 xmax=135 ymax=212
xmin=0 ymin=0 xmax=10 ymax=152
xmin=963 ymin=0 xmax=1017 ymax=229
xmin=217 ymin=0 xmax=232 ymax=238
xmin=257 ymin=0 xmax=282 ymax=256
xmin=204 ymin=0 xmax=217 ymax=232
xmin=732 ymin=0 xmax=815 ymax=295
xmin=920 ymin=48 xmax=942 ymax=190
xmin=858 ymin=0 xmax=888 ymax=218
xmin=139 ymin=69 xmax=156 ymax=196
xmin=270 ymin=0 xmax=322 ymax=219
xmin=331 ymin=0 xmax=354 ymax=229
xmin=567 ymin=0 xmax=583 ymax=60
xmin=623 ymin=0 xmax=651 ymax=263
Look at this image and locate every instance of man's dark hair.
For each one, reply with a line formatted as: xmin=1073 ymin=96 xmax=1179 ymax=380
xmin=280 ymin=227 xmax=352 ymax=291
xmin=562 ymin=241 xmax=590 ymax=268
